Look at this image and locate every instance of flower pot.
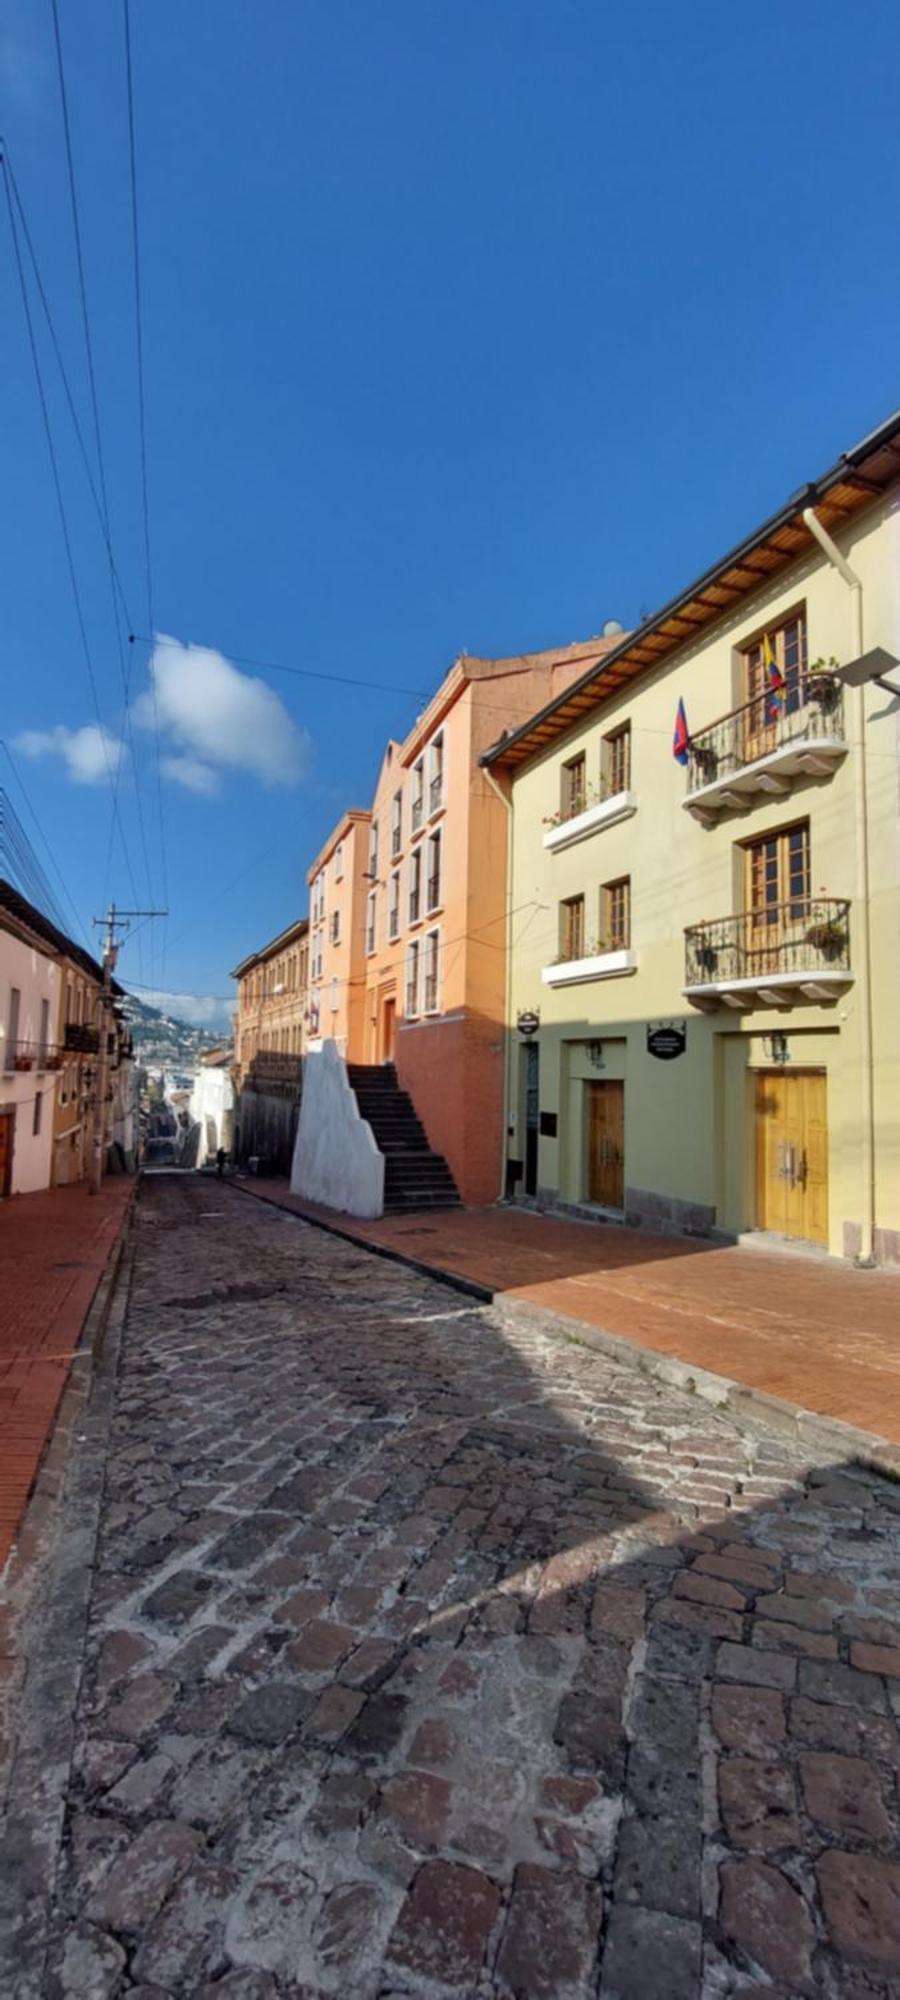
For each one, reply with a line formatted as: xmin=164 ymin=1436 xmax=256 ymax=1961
xmin=14 ymin=1057 xmax=33 ymax=1072
xmin=805 ymin=924 xmax=845 ymax=962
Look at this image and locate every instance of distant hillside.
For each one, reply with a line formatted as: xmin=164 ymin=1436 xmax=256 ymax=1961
xmin=121 ymin=994 xmax=228 ymax=1071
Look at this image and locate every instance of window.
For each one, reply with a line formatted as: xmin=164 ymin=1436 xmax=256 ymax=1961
xmin=366 ymin=891 xmax=376 ymax=955
xmin=602 ymin=724 xmax=631 ymax=797
xmin=391 ymin=790 xmax=403 ymax=858
xmin=409 ymin=847 xmax=422 ymax=924
xmin=406 ymin=939 xmax=420 ymax=1017
xmin=745 ymin=821 xmax=810 ymax=925
xmin=742 ymin=611 xmax=807 ymax=719
xmin=411 ymin=759 xmax=425 ymax=833
xmin=5 ymin=986 xmax=20 ymax=1071
xmin=559 ymin=896 xmax=585 ymax=962
xmin=389 ymin=871 xmax=401 ymax=941
xmin=368 ymin=822 xmax=379 ymax=879
xmin=602 ymin=877 xmax=631 ymax=950
xmin=561 ymin=755 xmax=586 ymax=821
xmin=426 ymin=829 xmax=442 ymax=912
xmin=425 ymin=929 xmax=440 ymax=1012
xmin=430 ymin=732 xmax=445 ymax=813
xmin=38 ymin=998 xmax=50 ymax=1070
xmin=33 ymin=1089 xmax=42 ymax=1137
xmin=330 ymin=911 xmax=341 ymax=944
xmin=334 ymin=843 xmax=343 ymax=881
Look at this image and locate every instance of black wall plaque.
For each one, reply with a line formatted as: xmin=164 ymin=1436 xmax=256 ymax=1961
xmin=539 ymin=1111 xmax=558 ymax=1137
xmin=647 ymin=1023 xmax=686 ymax=1061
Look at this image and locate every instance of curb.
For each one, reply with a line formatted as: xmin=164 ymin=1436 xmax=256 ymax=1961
xmin=0 ymin=1202 xmax=136 ymax=1998
xmin=233 ymin=1179 xmax=900 ymax=1479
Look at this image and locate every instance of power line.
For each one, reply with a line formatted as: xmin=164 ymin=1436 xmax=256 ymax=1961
xmin=0 ymin=740 xmax=91 ymax=947
xmin=122 ymin=0 xmax=168 ymax=995
xmin=1 ymin=155 xmax=142 ymax=911
xmin=127 ymin=634 xmax=430 ymax=701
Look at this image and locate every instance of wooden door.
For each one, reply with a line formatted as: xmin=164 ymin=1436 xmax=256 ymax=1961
xmin=0 ymin=1113 xmax=13 ymax=1198
xmin=588 ymin=1081 xmax=624 ymax=1208
xmin=381 ymin=998 xmax=396 ymax=1064
xmin=743 ymin=615 xmax=806 ymax=762
xmin=755 ymin=1070 xmax=827 ymax=1246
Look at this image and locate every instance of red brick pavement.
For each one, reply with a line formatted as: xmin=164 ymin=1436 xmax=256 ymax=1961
xmin=0 ymin=1179 xmax=134 ymax=1570
xmin=237 ymin=1180 xmax=900 ymax=1446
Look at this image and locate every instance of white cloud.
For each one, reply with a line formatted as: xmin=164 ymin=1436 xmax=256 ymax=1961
xmin=137 ymin=989 xmax=233 ymax=1031
xmin=160 ymin=754 xmax=220 ymax=796
xmin=14 ymin=723 xmax=126 ymax=785
xmin=136 ymin=635 xmax=310 ymax=790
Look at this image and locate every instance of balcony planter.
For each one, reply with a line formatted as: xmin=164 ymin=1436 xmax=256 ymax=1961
xmin=690 ymin=746 xmax=719 ymax=783
xmin=542 ymin=789 xmax=638 ymax=853
xmin=45 ymin=1055 xmax=63 ymax=1071
xmin=804 ymin=920 xmax=847 ymax=962
xmin=542 ymin=947 xmax=637 ymax=987
xmin=14 ymin=1055 xmax=33 ymax=1071
xmin=695 ymin=943 xmax=719 ymax=974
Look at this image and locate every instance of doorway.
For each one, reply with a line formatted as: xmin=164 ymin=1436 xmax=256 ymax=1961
xmin=587 ymin=1080 xmax=624 ymax=1209
xmin=523 ymin=1042 xmax=539 ymax=1196
xmin=0 ymin=1112 xmax=13 ymax=1198
xmin=755 ymin=1069 xmax=828 ymax=1247
xmin=380 ymin=996 xmax=397 ymax=1064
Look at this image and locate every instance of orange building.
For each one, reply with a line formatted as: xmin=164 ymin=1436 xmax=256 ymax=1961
xmin=231 ymin=916 xmax=309 ymax=1085
xmin=306 ymin=810 xmax=371 ymax=1055
xmin=306 ymin=640 xmax=619 ymax=1204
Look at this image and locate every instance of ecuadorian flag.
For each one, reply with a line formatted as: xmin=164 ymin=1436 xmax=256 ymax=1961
xmin=672 ymin=697 xmax=690 ymax=766
xmin=764 ymin=636 xmax=785 ymax=719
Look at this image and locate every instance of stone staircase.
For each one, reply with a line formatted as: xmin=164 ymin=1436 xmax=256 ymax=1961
xmin=346 ymin=1063 xmax=461 ymax=1215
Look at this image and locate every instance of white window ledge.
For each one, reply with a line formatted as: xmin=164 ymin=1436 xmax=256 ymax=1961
xmin=543 ymin=789 xmax=637 ymax=853
xmin=541 ymin=948 xmax=638 ymax=987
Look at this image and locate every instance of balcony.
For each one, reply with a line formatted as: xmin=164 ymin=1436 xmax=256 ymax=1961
xmin=2 ymin=1038 xmax=63 ymax=1073
xmin=64 ymin=1022 xmax=100 ymax=1055
xmin=683 ymin=675 xmax=847 ymax=825
xmin=684 ymin=898 xmax=853 ymax=1009
xmin=542 ymin=783 xmax=637 ymax=854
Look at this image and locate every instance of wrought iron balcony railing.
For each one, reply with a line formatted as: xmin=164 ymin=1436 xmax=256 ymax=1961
xmin=411 ymin=795 xmax=424 ymax=833
xmin=391 ymin=826 xmax=402 ymax=857
xmin=685 ymin=675 xmax=845 ymax=796
xmin=429 ymin=773 xmax=443 ymax=813
xmin=2 ymin=1038 xmax=63 ymax=1072
xmin=64 ymin=1022 xmax=100 ymax=1054
xmin=685 ymin=898 xmax=851 ymax=987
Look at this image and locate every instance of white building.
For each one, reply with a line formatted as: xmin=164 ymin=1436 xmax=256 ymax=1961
xmin=189 ymin=1052 xmax=235 ymax=1168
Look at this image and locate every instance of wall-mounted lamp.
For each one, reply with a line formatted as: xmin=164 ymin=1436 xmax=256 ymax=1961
xmin=764 ymin=1031 xmax=790 ymax=1064
xmin=587 ymin=1040 xmax=605 ymax=1070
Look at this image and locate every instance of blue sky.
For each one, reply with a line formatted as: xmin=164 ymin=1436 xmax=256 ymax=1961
xmin=2 ymin=0 xmax=899 ymax=1028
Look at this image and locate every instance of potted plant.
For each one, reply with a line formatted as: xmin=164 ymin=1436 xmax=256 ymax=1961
xmin=805 ymin=915 xmax=846 ymax=961
xmin=806 ymin=656 xmax=840 ymax=709
xmin=695 ymin=939 xmax=719 ymax=974
xmin=690 ymin=743 xmax=719 ymax=782
xmin=45 ymin=1054 xmax=62 ymax=1071
xmin=14 ymin=1053 xmax=33 ymax=1071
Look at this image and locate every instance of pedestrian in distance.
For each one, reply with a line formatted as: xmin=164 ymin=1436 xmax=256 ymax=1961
xmin=216 ymin=1146 xmax=226 ymax=1178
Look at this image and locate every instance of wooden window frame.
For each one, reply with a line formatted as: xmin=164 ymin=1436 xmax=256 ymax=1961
xmin=744 ymin=820 xmax=811 ymax=925
xmin=601 ymin=876 xmax=631 ymax=951
xmin=602 ymin=723 xmax=631 ymax=798
xmin=559 ymin=894 xmax=585 ymax=962
xmin=561 ymin=753 xmax=587 ymax=822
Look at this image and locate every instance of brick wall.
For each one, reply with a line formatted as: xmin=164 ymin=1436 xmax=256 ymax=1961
xmin=396 ymin=1007 xmax=504 ymax=1207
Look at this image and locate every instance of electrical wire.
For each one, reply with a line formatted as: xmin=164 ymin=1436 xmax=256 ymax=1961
xmin=0 ymin=740 xmax=92 ymax=947
xmin=122 ymin=0 xmax=168 ymax=995
xmin=2 ymin=156 xmax=142 ymax=913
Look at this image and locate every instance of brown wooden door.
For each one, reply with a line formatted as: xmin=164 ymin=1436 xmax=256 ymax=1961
xmin=755 ymin=1069 xmax=827 ymax=1246
xmin=0 ymin=1112 xmax=13 ymax=1198
xmin=381 ymin=998 xmax=396 ymax=1063
xmin=588 ymin=1081 xmax=624 ymax=1208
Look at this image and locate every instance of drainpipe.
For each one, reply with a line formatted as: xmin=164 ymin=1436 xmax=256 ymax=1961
xmin=802 ymin=506 xmax=876 ymax=1265
xmin=483 ymin=764 xmax=514 ymax=1202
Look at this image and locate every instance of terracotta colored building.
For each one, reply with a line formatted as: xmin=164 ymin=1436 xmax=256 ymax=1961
xmin=231 ymin=916 xmax=309 ymax=1085
xmin=305 ymin=641 xmax=620 ymax=1204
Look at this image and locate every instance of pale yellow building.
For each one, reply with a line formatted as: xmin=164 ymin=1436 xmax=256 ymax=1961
xmin=231 ymin=917 xmax=309 ymax=1084
xmin=486 ymin=410 xmax=900 ymax=1264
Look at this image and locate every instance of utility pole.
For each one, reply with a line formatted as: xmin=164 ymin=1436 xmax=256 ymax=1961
xmin=89 ymin=902 xmax=166 ymax=1195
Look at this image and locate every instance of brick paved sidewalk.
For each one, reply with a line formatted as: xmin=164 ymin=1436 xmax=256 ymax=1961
xmin=18 ymin=1176 xmax=900 ymax=1998
xmin=238 ymin=1179 xmax=900 ymax=1446
xmin=0 ymin=1179 xmax=134 ymax=1572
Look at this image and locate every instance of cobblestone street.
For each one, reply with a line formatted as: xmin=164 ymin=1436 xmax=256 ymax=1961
xmin=10 ymin=1175 xmax=900 ymax=1997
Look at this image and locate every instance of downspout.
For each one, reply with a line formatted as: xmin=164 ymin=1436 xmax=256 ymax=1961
xmin=483 ymin=763 xmax=514 ymax=1202
xmin=802 ymin=506 xmax=876 ymax=1265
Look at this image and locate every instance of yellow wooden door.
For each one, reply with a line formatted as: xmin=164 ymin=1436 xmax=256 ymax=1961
xmin=588 ymin=1082 xmax=624 ymax=1208
xmin=755 ymin=1070 xmax=827 ymax=1246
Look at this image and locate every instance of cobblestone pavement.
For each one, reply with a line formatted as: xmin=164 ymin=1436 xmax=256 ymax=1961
xmin=29 ymin=1178 xmax=900 ymax=1996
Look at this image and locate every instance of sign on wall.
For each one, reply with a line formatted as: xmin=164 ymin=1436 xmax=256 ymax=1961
xmin=646 ymin=1021 xmax=687 ymax=1062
